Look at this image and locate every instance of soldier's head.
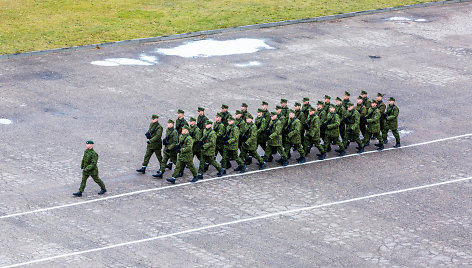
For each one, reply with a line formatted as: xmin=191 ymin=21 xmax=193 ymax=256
xmin=324 ymin=95 xmax=331 ymax=104
xmin=241 ymin=103 xmax=248 ymax=111
xmin=235 ymin=110 xmax=242 ymax=119
xmin=152 ymin=114 xmax=159 ymax=123
xmin=289 ymin=110 xmax=295 ymax=119
xmin=280 ymin=99 xmax=288 ymax=108
xmin=86 ymin=140 xmax=94 ymax=149
xmin=228 ymin=117 xmax=235 ymax=125
xmin=275 ymin=105 xmax=282 ymax=114
xmin=189 ymin=117 xmax=196 ymax=127
xmin=329 ymin=104 xmax=335 ymax=113
xmin=177 ymin=109 xmax=184 ymax=119
xmin=215 ymin=113 xmax=222 ymax=122
xmin=357 ymin=96 xmax=363 ymax=104
xmin=303 ymin=97 xmax=310 ymax=105
xmin=371 ymin=100 xmax=378 ymax=108
xmin=257 ymin=108 xmax=263 ymax=117
xmin=361 ymin=90 xmax=368 ymax=98
xmin=182 ymin=127 xmax=189 ymax=135
xmin=221 ymin=104 xmax=228 ymax=113
xmin=246 ymin=114 xmax=253 ymax=123
xmin=206 ymin=120 xmax=213 ymax=129
xmin=197 ymin=107 xmax=205 ymax=116
xmin=344 ymin=91 xmax=350 ymax=100
xmin=316 ymin=101 xmax=323 ymax=110
xmin=347 ymin=103 xmax=355 ymax=111
xmin=309 ymin=107 xmax=315 ymax=115
xmin=261 ymin=101 xmax=268 ymax=110
xmin=389 ymin=97 xmax=395 ymax=105
xmin=376 ymin=93 xmax=383 ymax=101
xmin=167 ymin=119 xmax=174 ymax=129
xmin=294 ymin=102 xmax=301 ymax=111
xmin=271 ymin=113 xmax=278 ymax=120
xmin=335 ymin=97 xmax=342 ymax=106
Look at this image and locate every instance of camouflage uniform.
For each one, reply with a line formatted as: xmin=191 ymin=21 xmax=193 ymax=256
xmin=362 ymin=101 xmax=383 ymax=148
xmin=303 ymin=110 xmax=324 ymax=155
xmin=222 ymin=122 xmax=244 ymax=168
xmin=264 ymin=115 xmax=288 ymax=162
xmin=342 ymin=106 xmax=363 ymax=149
xmin=198 ymin=125 xmax=223 ymax=174
xmin=239 ymin=121 xmax=264 ymax=165
xmin=79 ymin=147 xmax=106 ymax=192
xmin=323 ymin=107 xmax=345 ymax=153
xmin=158 ymin=126 xmax=178 ymax=173
xmin=382 ymin=99 xmax=400 ymax=146
xmin=141 ymin=119 xmax=163 ymax=169
xmin=172 ymin=132 xmax=198 ymax=178
xmin=284 ymin=115 xmax=306 ymax=160
xmin=213 ymin=118 xmax=226 ymax=158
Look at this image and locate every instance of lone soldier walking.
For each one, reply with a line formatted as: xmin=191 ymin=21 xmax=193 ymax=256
xmin=198 ymin=120 xmax=225 ymax=179
xmin=73 ymin=140 xmax=106 ymax=197
xmin=284 ymin=110 xmax=306 ymax=164
xmin=166 ymin=126 xmax=198 ymax=184
xmin=342 ymin=102 xmax=364 ymax=153
xmin=382 ymin=97 xmax=401 ymax=148
xmin=239 ymin=114 xmax=266 ymax=170
xmin=363 ymin=100 xmax=384 ymax=150
xmin=153 ymin=120 xmax=178 ymax=178
xmin=137 ymin=115 xmax=162 ymax=174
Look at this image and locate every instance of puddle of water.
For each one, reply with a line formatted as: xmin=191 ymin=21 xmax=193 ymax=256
xmin=386 ymin=17 xmax=427 ymax=23
xmin=387 ymin=17 xmax=412 ymax=21
xmin=91 ymin=54 xmax=158 ymax=66
xmin=0 ymin=118 xmax=13 ymax=125
xmin=414 ymin=19 xmax=427 ymax=22
xmin=235 ymin=61 xmax=261 ymax=67
xmin=155 ymin=38 xmax=274 ymax=58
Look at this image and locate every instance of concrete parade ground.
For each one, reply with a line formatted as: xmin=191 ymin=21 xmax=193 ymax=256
xmin=1 ymin=1 xmax=471 ymax=267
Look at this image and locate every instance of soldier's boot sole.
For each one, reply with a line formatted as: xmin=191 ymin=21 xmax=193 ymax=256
xmin=318 ymin=153 xmax=326 ymax=160
xmin=377 ymin=145 xmax=384 ymax=151
xmin=73 ymin=191 xmax=82 ymax=197
xmin=136 ymin=167 xmax=146 ymax=174
xmin=166 ymin=177 xmax=176 ymax=184
xmin=259 ymin=162 xmax=266 ymax=170
xmin=297 ymin=158 xmax=306 ymax=164
xmin=152 ymin=171 xmax=164 ymax=178
xmin=394 ymin=143 xmax=401 ymax=148
xmin=338 ymin=150 xmax=346 ymax=157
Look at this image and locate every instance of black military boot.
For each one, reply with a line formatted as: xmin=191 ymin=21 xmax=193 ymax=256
xmin=166 ymin=162 xmax=173 ymax=170
xmin=73 ymin=191 xmax=82 ymax=197
xmin=326 ymin=145 xmax=332 ymax=152
xmin=217 ymin=168 xmax=225 ymax=177
xmin=268 ymin=155 xmax=273 ymax=162
xmin=338 ymin=150 xmax=346 ymax=157
xmin=287 ymin=153 xmax=291 ymax=160
xmin=197 ymin=173 xmax=203 ymax=180
xmin=98 ymin=189 xmax=107 ymax=195
xmin=394 ymin=143 xmax=401 ymax=148
xmin=136 ymin=166 xmax=146 ymax=174
xmin=357 ymin=146 xmax=364 ymax=154
xmin=226 ymin=162 xmax=232 ymax=169
xmin=166 ymin=177 xmax=176 ymax=184
xmin=377 ymin=144 xmax=384 ymax=151
xmin=234 ymin=165 xmax=243 ymax=171
xmin=318 ymin=153 xmax=326 ymax=160
xmin=374 ymin=143 xmax=382 ymax=147
xmin=240 ymin=164 xmax=247 ymax=173
xmin=190 ymin=176 xmax=199 ymax=183
xmin=276 ymin=158 xmax=284 ymax=164
xmin=282 ymin=159 xmax=289 ymax=166
xmin=384 ymin=139 xmax=388 ymax=144
xmin=176 ymin=171 xmax=184 ymax=178
xmin=258 ymin=161 xmax=266 ymax=170
xmin=152 ymin=171 xmax=164 ymax=178
xmin=297 ymin=157 xmax=306 ymax=164
xmin=204 ymin=163 xmax=210 ymax=172
xmin=364 ymin=140 xmax=370 ymax=146
xmin=335 ymin=148 xmax=342 ymax=153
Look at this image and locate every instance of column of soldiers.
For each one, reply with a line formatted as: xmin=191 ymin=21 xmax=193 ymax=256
xmin=135 ymin=91 xmax=401 ymax=184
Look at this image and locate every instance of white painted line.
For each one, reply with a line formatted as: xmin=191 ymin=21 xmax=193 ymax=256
xmin=3 ymin=175 xmax=472 ymax=268
xmin=0 ymin=132 xmax=471 ymax=220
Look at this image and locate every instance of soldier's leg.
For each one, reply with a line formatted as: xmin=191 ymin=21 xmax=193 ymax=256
xmin=222 ymin=148 xmax=229 ymax=168
xmin=362 ymin=132 xmax=372 ymax=146
xmin=276 ymin=146 xmax=288 ymax=160
xmin=170 ymin=152 xmax=178 ymax=166
xmin=360 ymin=122 xmax=366 ymax=137
xmin=198 ymin=154 xmax=206 ymax=174
xmin=250 ymin=149 xmax=264 ymax=164
xmin=340 ymin=122 xmax=345 ymax=140
xmin=392 ymin=128 xmax=400 ymax=144
xmin=283 ymin=142 xmax=292 ymax=159
xmin=295 ymin=143 xmax=305 ymax=158
xmin=381 ymin=127 xmax=389 ymax=142
xmin=334 ymin=136 xmax=345 ymax=150
xmin=374 ymin=132 xmax=383 ymax=145
xmin=159 ymin=152 xmax=170 ymax=172
xmin=208 ymin=155 xmax=222 ymax=171
xmin=353 ymin=134 xmax=363 ymax=148
xmin=186 ymin=160 xmax=198 ymax=177
xmin=239 ymin=146 xmax=249 ymax=162
xmin=142 ymin=147 xmax=154 ymax=167
xmin=155 ymin=149 xmax=163 ymax=169
xmin=79 ymin=174 xmax=89 ymax=192
xmin=263 ymin=145 xmax=273 ymax=161
xmin=313 ymin=138 xmax=324 ymax=154
xmin=172 ymin=159 xmax=184 ymax=177
xmin=232 ymin=150 xmax=244 ymax=166
xmin=303 ymin=136 xmax=313 ymax=154
xmin=323 ymin=136 xmax=333 ymax=152
xmin=91 ymin=175 xmax=106 ymax=190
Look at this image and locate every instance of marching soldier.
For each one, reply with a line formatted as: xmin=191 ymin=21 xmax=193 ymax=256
xmin=222 ymin=116 xmax=246 ymax=172
xmin=198 ymin=120 xmax=225 ymax=179
xmin=261 ymin=101 xmax=271 ymax=122
xmin=166 ymin=126 xmax=198 ymax=184
xmin=342 ymin=102 xmax=364 ymax=153
xmin=280 ymin=99 xmax=289 ymax=118
xmin=323 ymin=95 xmax=331 ymax=113
xmin=221 ymin=104 xmax=231 ymax=126
xmin=153 ymin=120 xmax=178 ymax=178
xmin=316 ymin=100 xmax=329 ymax=151
xmin=214 ymin=113 xmax=226 ymax=158
xmin=234 ymin=110 xmax=247 ymax=149
xmin=303 ymin=107 xmax=325 ymax=159
xmin=294 ymin=102 xmax=306 ymax=144
xmin=335 ymin=97 xmax=347 ymax=139
xmin=196 ymin=107 xmax=208 ymax=130
xmin=256 ymin=108 xmax=268 ymax=152
xmin=136 ymin=115 xmax=163 ymax=174
xmin=239 ymin=114 xmax=266 ymax=170
xmin=73 ymin=140 xmax=106 ymax=197
xmin=323 ymin=104 xmax=346 ymax=157
xmin=240 ymin=103 xmax=251 ymax=122
xmin=189 ymin=117 xmax=202 ymax=161
xmin=284 ymin=110 xmax=306 ymax=164
xmin=175 ymin=109 xmax=188 ymax=135
xmin=264 ymin=112 xmax=288 ymax=166
xmin=362 ymin=100 xmax=384 ymax=150
xmin=342 ymin=91 xmax=351 ymax=109
xmin=376 ymin=93 xmax=386 ymax=138
xmin=382 ymin=97 xmax=401 ymax=148
xmin=356 ymin=96 xmax=368 ymax=138
xmin=301 ymin=97 xmax=312 ymax=119
xmin=359 ymin=91 xmax=371 ymax=137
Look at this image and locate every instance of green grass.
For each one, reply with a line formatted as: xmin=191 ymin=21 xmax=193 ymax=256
xmin=0 ymin=0 xmax=437 ymax=55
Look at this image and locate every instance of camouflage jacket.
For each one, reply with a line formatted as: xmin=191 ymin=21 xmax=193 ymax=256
xmin=177 ymin=134 xmax=194 ymax=162
xmin=81 ymin=149 xmax=99 ymax=176
xmin=385 ymin=104 xmax=399 ymax=129
xmin=146 ymin=122 xmax=163 ymax=150
xmin=325 ymin=112 xmax=341 ymax=137
xmin=286 ymin=118 xmax=302 ymax=144
xmin=201 ymin=128 xmax=217 ymax=156
xmin=267 ymin=118 xmax=283 ymax=146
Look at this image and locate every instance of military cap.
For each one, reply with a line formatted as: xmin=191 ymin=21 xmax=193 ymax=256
xmin=221 ymin=104 xmax=228 ymax=109
xmin=86 ymin=140 xmax=94 ymax=144
xmin=189 ymin=117 xmax=196 ymax=122
xmin=228 ymin=116 xmax=235 ymax=121
xmin=289 ymin=109 xmax=295 ymax=114
xmin=377 ymin=93 xmax=384 ymax=97
xmin=215 ymin=113 xmax=222 ymax=118
xmin=329 ymin=104 xmax=335 ymax=108
xmin=235 ymin=110 xmax=243 ymax=115
xmin=275 ymin=105 xmax=282 ymax=110
xmin=317 ymin=100 xmax=324 ymax=105
xmin=344 ymin=91 xmax=350 ymax=96
xmin=361 ymin=90 xmax=368 ymax=95
xmin=294 ymin=102 xmax=301 ymax=107
xmin=270 ymin=111 xmax=277 ymax=116
xmin=261 ymin=101 xmax=268 ymax=105
xmin=280 ymin=98 xmax=288 ymax=104
xmin=257 ymin=108 xmax=264 ymax=113
xmin=335 ymin=97 xmax=342 ymax=101
xmin=347 ymin=102 xmax=354 ymax=107
xmin=357 ymin=95 xmax=363 ymax=99
xmin=183 ymin=126 xmax=191 ymax=131
xmin=177 ymin=109 xmax=185 ymax=114
xmin=303 ymin=97 xmax=310 ymax=102
xmin=241 ymin=103 xmax=248 ymax=108
xmin=168 ymin=119 xmax=174 ymax=124
xmin=206 ymin=120 xmax=213 ymax=125
xmin=389 ymin=97 xmax=396 ymax=101
xmin=246 ymin=114 xmax=254 ymax=119
xmin=309 ymin=107 xmax=316 ymax=111
xmin=324 ymin=95 xmax=331 ymax=100
xmin=152 ymin=114 xmax=159 ymax=119
xmin=371 ymin=99 xmax=378 ymax=104
xmin=198 ymin=107 xmax=205 ymax=111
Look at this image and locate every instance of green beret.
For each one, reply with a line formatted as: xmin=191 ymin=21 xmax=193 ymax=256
xmin=152 ymin=114 xmax=159 ymax=119
xmin=189 ymin=117 xmax=196 ymax=122
xmin=261 ymin=101 xmax=268 ymax=105
xmin=270 ymin=111 xmax=277 ymax=116
xmin=389 ymin=97 xmax=396 ymax=101
xmin=275 ymin=105 xmax=282 ymax=110
xmin=280 ymin=98 xmax=288 ymax=104
xmin=257 ymin=108 xmax=264 ymax=113
xmin=177 ymin=109 xmax=184 ymax=114
xmin=206 ymin=120 xmax=213 ymax=125
xmin=377 ymin=93 xmax=384 ymax=97
xmin=294 ymin=102 xmax=301 ymax=107
xmin=317 ymin=100 xmax=324 ymax=105
xmin=357 ymin=96 xmax=363 ymax=99
xmin=86 ymin=140 xmax=94 ymax=144
xmin=167 ymin=119 xmax=174 ymax=124
xmin=347 ymin=102 xmax=354 ymax=107
xmin=235 ymin=110 xmax=243 ymax=115
xmin=198 ymin=107 xmax=205 ymax=112
xmin=361 ymin=90 xmax=368 ymax=95
xmin=221 ymin=104 xmax=228 ymax=109
xmin=246 ymin=114 xmax=253 ymax=119
xmin=335 ymin=97 xmax=342 ymax=101
xmin=289 ymin=109 xmax=295 ymax=114
xmin=324 ymin=95 xmax=331 ymax=100
xmin=216 ymin=112 xmax=223 ymax=117
xmin=344 ymin=91 xmax=350 ymax=96
xmin=183 ymin=126 xmax=191 ymax=131
xmin=241 ymin=103 xmax=248 ymax=108
xmin=303 ymin=97 xmax=310 ymax=102
xmin=228 ymin=116 xmax=235 ymax=121
xmin=371 ymin=99 xmax=378 ymax=104
xmin=329 ymin=104 xmax=335 ymax=108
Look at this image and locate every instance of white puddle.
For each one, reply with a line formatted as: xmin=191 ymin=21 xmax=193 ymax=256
xmin=91 ymin=54 xmax=158 ymax=66
xmin=235 ymin=61 xmax=261 ymax=67
xmin=155 ymin=38 xmax=274 ymax=58
xmin=0 ymin=118 xmax=13 ymax=125
xmin=386 ymin=17 xmax=427 ymax=22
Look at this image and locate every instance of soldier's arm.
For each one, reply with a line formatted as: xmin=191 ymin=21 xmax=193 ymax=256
xmin=204 ymin=133 xmax=215 ymax=150
xmin=246 ymin=127 xmax=257 ymax=145
xmin=372 ymin=110 xmax=381 ymax=122
xmin=181 ymin=138 xmax=193 ymax=154
xmin=228 ymin=128 xmax=239 ymax=144
xmin=149 ymin=126 xmax=163 ymax=143
xmin=84 ymin=152 xmax=98 ymax=172
xmin=353 ymin=112 xmax=360 ymax=130
xmin=167 ymin=132 xmax=178 ymax=150
xmin=387 ymin=107 xmax=399 ymax=120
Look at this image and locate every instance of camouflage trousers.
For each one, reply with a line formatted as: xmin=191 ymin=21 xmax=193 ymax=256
xmin=159 ymin=150 xmax=177 ymax=172
xmin=198 ymin=154 xmax=222 ymax=174
xmin=263 ymin=145 xmax=287 ymax=161
xmin=382 ymin=127 xmax=400 ymax=144
xmin=79 ymin=173 xmax=105 ymax=192
xmin=173 ymin=158 xmax=198 ymax=178
xmin=343 ymin=131 xmax=363 ymax=148
xmin=222 ymin=149 xmax=244 ymax=168
xmin=323 ymin=135 xmax=345 ymax=152
xmin=363 ymin=131 xmax=383 ymax=146
xmin=303 ymin=135 xmax=324 ymax=155
xmin=240 ymin=146 xmax=264 ymax=164
xmin=284 ymin=142 xmax=305 ymax=158
xmin=142 ymin=146 xmax=162 ymax=168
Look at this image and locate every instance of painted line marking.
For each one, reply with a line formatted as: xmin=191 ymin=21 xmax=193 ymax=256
xmin=0 ymin=132 xmax=471 ymax=220
xmin=3 ymin=175 xmax=472 ymax=268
